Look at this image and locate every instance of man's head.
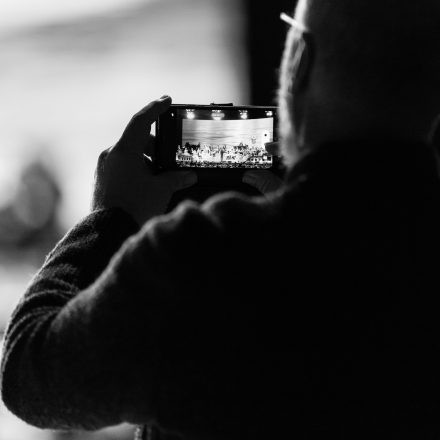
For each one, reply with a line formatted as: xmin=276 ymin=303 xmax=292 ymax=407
xmin=279 ymin=0 xmax=440 ymax=167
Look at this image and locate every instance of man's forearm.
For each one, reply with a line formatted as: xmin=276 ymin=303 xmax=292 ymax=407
xmin=0 ymin=207 xmax=141 ymax=430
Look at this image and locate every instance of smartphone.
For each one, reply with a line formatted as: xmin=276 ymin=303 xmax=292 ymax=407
xmin=154 ymin=104 xmax=279 ymax=171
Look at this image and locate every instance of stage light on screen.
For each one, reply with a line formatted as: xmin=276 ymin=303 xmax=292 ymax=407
xmin=212 ymin=109 xmax=225 ymax=120
xmin=266 ymin=111 xmax=273 ymax=117
xmin=239 ymin=110 xmax=248 ymax=119
xmin=186 ymin=109 xmax=195 ymax=119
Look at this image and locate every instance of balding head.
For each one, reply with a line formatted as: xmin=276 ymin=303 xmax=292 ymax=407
xmin=279 ymin=0 xmax=440 ymax=166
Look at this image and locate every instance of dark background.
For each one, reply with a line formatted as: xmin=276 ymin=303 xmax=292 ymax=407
xmin=246 ymin=0 xmax=297 ymax=105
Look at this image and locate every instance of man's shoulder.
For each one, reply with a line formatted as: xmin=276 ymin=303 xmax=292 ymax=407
xmin=141 ymin=190 xmax=283 ymax=250
xmin=125 ymin=192 xmax=288 ymax=268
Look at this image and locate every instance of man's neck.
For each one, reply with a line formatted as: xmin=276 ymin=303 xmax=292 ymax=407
xmin=302 ymin=116 xmax=432 ymax=150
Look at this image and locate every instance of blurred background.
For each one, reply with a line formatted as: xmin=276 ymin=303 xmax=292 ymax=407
xmin=0 ymin=0 xmax=292 ymax=438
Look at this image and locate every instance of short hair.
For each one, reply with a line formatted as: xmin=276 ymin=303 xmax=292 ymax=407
xmin=299 ymin=0 xmax=440 ymax=113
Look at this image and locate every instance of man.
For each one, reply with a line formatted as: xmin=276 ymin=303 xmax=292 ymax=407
xmin=2 ymin=0 xmax=440 ymax=439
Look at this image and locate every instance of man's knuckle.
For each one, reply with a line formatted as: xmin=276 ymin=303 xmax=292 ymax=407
xmin=98 ymin=149 xmax=110 ymax=162
xmin=96 ymin=148 xmax=114 ymax=173
xmin=131 ymin=111 xmax=145 ymax=124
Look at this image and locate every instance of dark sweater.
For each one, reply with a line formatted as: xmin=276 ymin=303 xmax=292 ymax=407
xmin=2 ymin=142 xmax=440 ymax=439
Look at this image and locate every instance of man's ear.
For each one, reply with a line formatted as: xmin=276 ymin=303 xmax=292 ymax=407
xmin=289 ymin=33 xmax=313 ymax=148
xmin=291 ymin=34 xmax=313 ymax=94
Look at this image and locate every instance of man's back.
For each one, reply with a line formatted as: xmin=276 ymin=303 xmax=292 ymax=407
xmin=146 ymin=140 xmax=440 ymax=438
xmin=260 ymin=141 xmax=440 ymax=437
xmin=2 ymin=139 xmax=440 ymax=439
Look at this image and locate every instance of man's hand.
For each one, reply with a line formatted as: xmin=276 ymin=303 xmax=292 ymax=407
xmin=242 ymin=170 xmax=283 ymax=196
xmin=92 ymin=96 xmax=197 ymax=226
xmin=242 ymin=142 xmax=283 ymax=196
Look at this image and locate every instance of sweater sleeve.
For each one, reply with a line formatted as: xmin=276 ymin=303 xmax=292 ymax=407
xmin=0 ymin=207 xmax=141 ymax=430
xmin=0 ymin=192 xmax=271 ymax=437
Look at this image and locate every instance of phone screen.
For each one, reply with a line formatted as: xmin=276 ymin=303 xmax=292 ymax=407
xmin=156 ymin=105 xmax=278 ymax=170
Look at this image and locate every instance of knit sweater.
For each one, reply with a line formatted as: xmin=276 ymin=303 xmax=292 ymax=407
xmin=2 ymin=141 xmax=440 ymax=439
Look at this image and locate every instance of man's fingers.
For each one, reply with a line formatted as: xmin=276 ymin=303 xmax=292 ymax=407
xmin=174 ymin=171 xmax=198 ymax=191
xmin=265 ymin=141 xmax=280 ymax=156
xmin=144 ymin=134 xmax=156 ymax=159
xmin=116 ymin=96 xmax=172 ymax=154
xmin=243 ymin=170 xmax=283 ymax=195
xmin=161 ymin=170 xmax=198 ymax=192
xmin=134 ymin=95 xmax=172 ymax=126
xmin=94 ymin=147 xmax=111 ymax=180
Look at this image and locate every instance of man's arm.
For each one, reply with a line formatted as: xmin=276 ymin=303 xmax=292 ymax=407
xmin=0 ymin=207 xmax=141 ymax=429
xmin=0 ymin=194 xmax=234 ymax=433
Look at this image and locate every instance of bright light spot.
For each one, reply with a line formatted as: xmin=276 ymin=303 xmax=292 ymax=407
xmin=240 ymin=110 xmax=248 ymax=119
xmin=212 ymin=109 xmax=224 ymax=120
xmin=187 ymin=110 xmax=195 ymax=119
xmin=266 ymin=111 xmax=273 ymax=117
